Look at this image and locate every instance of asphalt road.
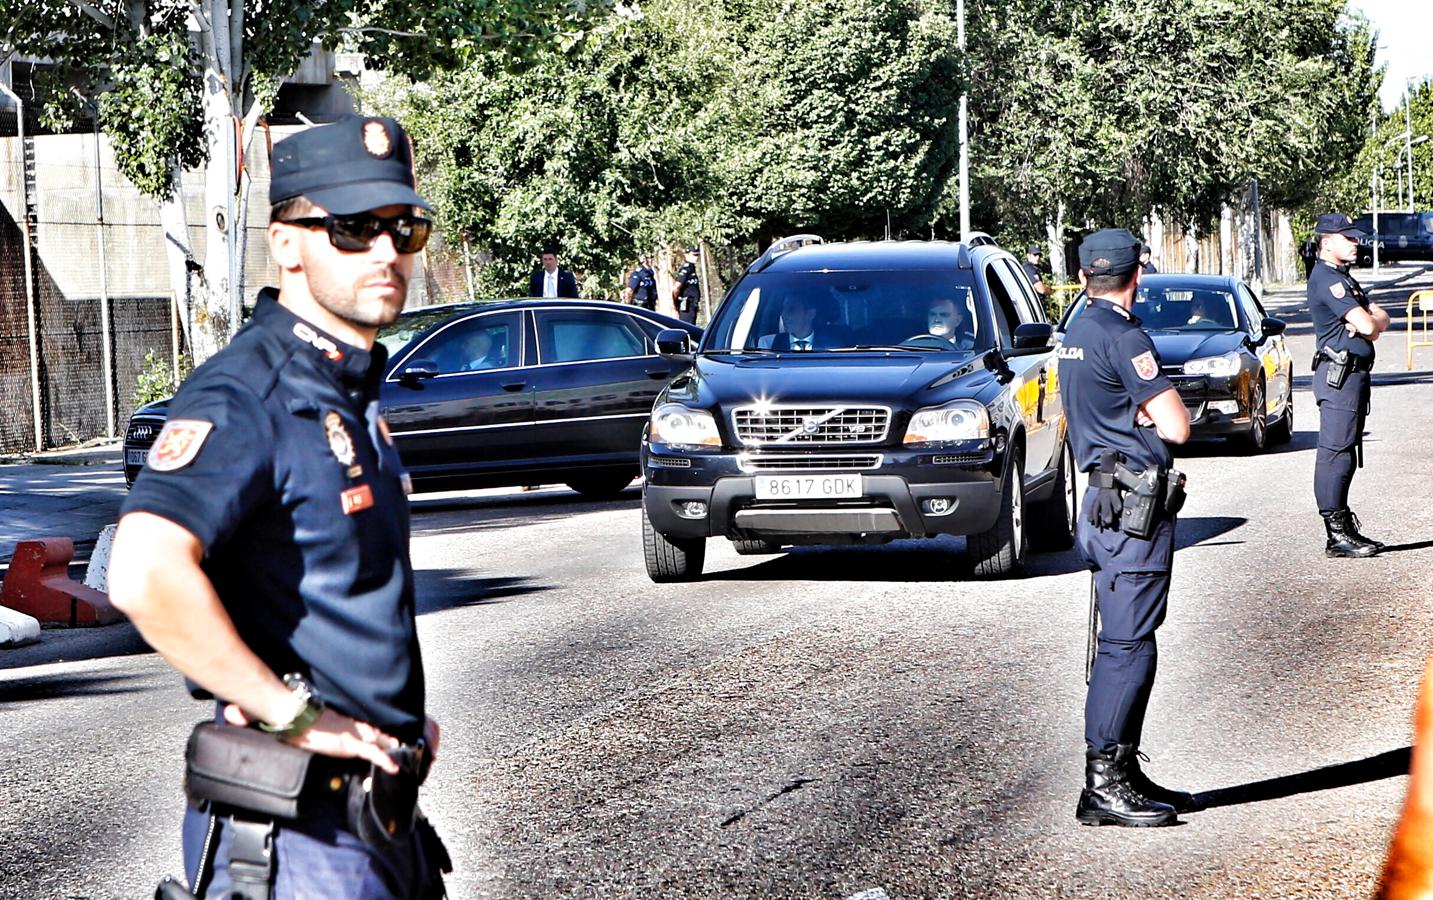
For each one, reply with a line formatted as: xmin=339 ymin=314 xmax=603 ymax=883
xmin=3 ymin=267 xmax=1433 ymax=898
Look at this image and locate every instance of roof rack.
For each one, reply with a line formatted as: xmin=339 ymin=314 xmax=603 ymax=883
xmin=748 ymin=233 xmax=824 ymax=273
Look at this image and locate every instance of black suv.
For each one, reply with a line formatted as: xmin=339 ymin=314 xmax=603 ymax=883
xmin=639 ymin=235 xmax=1076 ymax=581
xmin=1353 ymin=211 xmax=1433 ymax=265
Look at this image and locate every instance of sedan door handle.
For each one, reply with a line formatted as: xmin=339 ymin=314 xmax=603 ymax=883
xmin=645 ymin=368 xmax=672 ymax=380
xmin=501 ymin=381 xmax=528 ymax=392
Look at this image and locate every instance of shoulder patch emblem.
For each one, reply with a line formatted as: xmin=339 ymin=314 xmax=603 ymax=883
xmin=324 ymin=411 xmax=357 ymax=467
xmin=147 ymin=420 xmax=214 ymax=472
xmin=1131 ymin=351 xmax=1159 ymax=381
xmin=1330 ymin=282 xmax=1346 ymax=299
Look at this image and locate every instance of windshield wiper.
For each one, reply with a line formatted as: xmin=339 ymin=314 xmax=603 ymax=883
xmin=702 ymin=348 xmax=782 ymax=355
xmin=830 ymin=344 xmax=944 ymax=352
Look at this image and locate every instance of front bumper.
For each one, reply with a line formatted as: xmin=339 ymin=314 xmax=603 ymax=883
xmin=1169 ymin=373 xmax=1250 ymax=436
xmin=642 ymin=442 xmax=1002 ymax=542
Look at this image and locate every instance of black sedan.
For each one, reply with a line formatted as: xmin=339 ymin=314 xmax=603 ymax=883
xmin=1056 ymin=273 xmax=1293 ymax=450
xmin=124 ymin=299 xmax=702 ymax=494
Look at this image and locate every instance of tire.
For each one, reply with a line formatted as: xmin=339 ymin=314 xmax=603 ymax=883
xmin=1029 ymin=436 xmax=1077 ymax=552
xmin=968 ymin=453 xmax=1026 ymax=578
xmin=566 ymin=469 xmax=637 ymax=499
xmin=1268 ymin=390 xmax=1294 ymax=445
xmin=1232 ymin=375 xmax=1268 ymax=453
xmin=642 ymin=500 xmax=705 ymax=582
xmin=732 ymin=538 xmax=782 ymax=556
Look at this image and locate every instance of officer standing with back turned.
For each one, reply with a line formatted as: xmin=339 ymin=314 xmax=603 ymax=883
xmin=1060 ymin=228 xmax=1192 ymax=827
xmin=673 ymin=246 xmax=702 ymax=324
xmin=109 ymin=116 xmax=449 ymax=898
xmin=1308 ymin=213 xmax=1390 ymax=557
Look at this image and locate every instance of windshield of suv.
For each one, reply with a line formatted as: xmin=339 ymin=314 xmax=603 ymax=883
xmin=705 ymin=269 xmax=989 ymax=353
xmin=1060 ymin=286 xmax=1242 ymax=334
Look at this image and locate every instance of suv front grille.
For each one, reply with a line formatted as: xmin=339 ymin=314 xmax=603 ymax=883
xmin=125 ymin=417 xmax=164 ymax=447
xmin=738 ymin=453 xmax=883 ymax=473
xmin=732 ymin=406 xmax=890 ymax=446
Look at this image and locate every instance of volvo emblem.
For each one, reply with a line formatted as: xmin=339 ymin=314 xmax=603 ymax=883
xmin=802 ymin=418 xmax=822 ymax=435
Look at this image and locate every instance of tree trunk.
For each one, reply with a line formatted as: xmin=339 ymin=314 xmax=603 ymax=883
xmin=193 ymin=0 xmax=240 ymax=364
xmin=159 ymin=162 xmax=194 ymax=353
xmin=1045 ymin=202 xmax=1066 ymax=285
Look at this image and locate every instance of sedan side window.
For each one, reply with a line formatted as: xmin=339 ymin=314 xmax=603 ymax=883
xmin=1237 ymin=285 xmax=1264 ymax=342
xmin=982 ymin=264 xmax=1020 ymax=348
xmin=409 ymin=312 xmax=522 ymax=375
xmin=537 ymin=310 xmax=650 ymax=363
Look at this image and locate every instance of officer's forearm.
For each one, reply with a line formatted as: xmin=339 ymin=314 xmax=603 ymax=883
xmin=1371 ymin=303 xmax=1392 ymax=335
xmin=109 ymin=513 xmax=298 ymax=726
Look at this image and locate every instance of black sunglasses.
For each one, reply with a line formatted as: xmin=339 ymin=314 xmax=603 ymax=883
xmin=283 ymin=213 xmax=433 ymax=254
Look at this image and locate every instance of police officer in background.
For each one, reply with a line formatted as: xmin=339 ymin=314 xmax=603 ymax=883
xmin=109 ymin=116 xmax=448 ymax=898
xmin=1022 ymin=245 xmax=1051 ymax=298
xmin=626 ymin=255 xmax=658 ymax=310
xmin=1308 ymin=213 xmax=1390 ymax=557
xmin=673 ymin=246 xmax=702 ymax=324
xmin=1139 ymin=244 xmax=1158 ymax=275
xmin=1060 ymin=228 xmax=1192 ymax=828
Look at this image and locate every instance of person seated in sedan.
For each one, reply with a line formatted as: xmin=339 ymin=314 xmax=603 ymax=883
xmin=926 ymin=295 xmax=976 ymax=348
xmin=1185 ymin=293 xmax=1232 ymax=329
xmin=457 ymin=329 xmax=504 ymax=371
xmin=757 ymin=295 xmax=850 ymax=350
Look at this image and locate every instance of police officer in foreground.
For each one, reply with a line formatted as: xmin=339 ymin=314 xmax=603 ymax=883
xmin=109 ymin=116 xmax=448 ymax=898
xmin=1308 ymin=213 xmax=1391 ymax=558
xmin=626 ymin=255 xmax=658 ymax=310
xmin=673 ymin=246 xmax=702 ymax=324
xmin=1061 ymin=228 xmax=1192 ymax=827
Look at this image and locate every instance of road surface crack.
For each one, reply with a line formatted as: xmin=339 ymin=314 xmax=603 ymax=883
xmin=720 ymin=776 xmax=820 ymax=827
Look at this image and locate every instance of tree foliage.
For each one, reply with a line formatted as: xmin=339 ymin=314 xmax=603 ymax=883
xmin=1315 ymin=77 xmax=1433 ymax=222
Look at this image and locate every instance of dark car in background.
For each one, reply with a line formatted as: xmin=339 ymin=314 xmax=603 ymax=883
xmin=124 ymin=299 xmax=702 ymax=495
xmin=1354 ymin=211 xmax=1433 ymax=266
xmin=1055 ymin=273 xmax=1293 ymax=451
xmin=640 ymin=235 xmax=1075 ymax=582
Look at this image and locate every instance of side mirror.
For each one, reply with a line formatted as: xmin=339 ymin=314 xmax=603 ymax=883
xmin=982 ymin=348 xmax=1014 ymax=384
xmin=655 ymin=328 xmax=694 ymax=360
xmin=397 ymin=360 xmax=440 ymax=384
xmin=1011 ymin=322 xmax=1055 ymax=351
xmin=1260 ymin=317 xmax=1286 ymax=337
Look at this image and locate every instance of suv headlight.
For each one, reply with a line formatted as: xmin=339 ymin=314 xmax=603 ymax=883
xmin=650 ymin=403 xmax=721 ymax=448
xmin=904 ymin=401 xmax=990 ymax=445
xmin=1183 ymin=352 xmax=1241 ymax=377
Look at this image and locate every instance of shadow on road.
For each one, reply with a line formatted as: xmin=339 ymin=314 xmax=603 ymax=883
xmin=0 ymin=670 xmax=153 ymax=708
xmin=1191 ymin=746 xmax=1410 ymax=812
xmin=0 ymin=623 xmax=152 ymax=671
xmin=415 ymin=568 xmax=553 ymax=615
xmin=1171 ymin=430 xmax=1317 ymax=458
xmin=1379 ymin=538 xmax=1433 ymax=554
xmin=410 ymin=488 xmax=639 ymax=537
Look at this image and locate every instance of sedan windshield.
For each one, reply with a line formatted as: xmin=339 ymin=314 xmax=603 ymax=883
xmin=1134 ymin=287 xmax=1240 ymax=332
xmin=705 ymin=270 xmax=991 ymax=353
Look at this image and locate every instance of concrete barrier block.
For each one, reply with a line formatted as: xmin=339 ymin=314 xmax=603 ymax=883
xmin=0 ymin=537 xmax=124 ymax=627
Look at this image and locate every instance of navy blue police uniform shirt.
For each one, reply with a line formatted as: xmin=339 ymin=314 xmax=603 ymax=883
xmin=1307 ymin=259 xmax=1374 ymax=361
xmin=1021 ymin=260 xmax=1042 ymax=286
xmin=1059 ymin=296 xmax=1174 ymax=474
xmin=121 ymin=289 xmax=425 ymax=744
xmin=676 ymin=262 xmax=700 ymax=298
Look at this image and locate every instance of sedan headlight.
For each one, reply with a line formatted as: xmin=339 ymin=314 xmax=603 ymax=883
xmin=649 ymin=403 xmax=721 ymax=448
xmin=1183 ymin=352 xmax=1241 ymax=377
xmin=904 ymin=401 xmax=990 ymax=445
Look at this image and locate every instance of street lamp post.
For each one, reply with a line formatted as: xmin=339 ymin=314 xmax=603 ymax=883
xmin=1409 ymin=134 xmax=1429 ymax=211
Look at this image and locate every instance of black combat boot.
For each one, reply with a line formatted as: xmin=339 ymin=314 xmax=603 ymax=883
xmin=1343 ymin=509 xmax=1385 ymax=551
xmin=1121 ymin=744 xmax=1198 ymax=813
xmin=1323 ymin=511 xmax=1378 ymax=558
xmin=1075 ymin=745 xmax=1178 ymax=827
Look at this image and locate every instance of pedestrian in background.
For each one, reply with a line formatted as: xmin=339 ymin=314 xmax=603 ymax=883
xmin=673 ymin=247 xmax=702 ymax=324
xmin=529 ymin=246 xmax=579 ymax=298
xmin=1060 ymin=228 xmax=1192 ymax=828
xmin=1022 ymin=245 xmax=1051 ymax=298
xmin=1139 ymin=244 xmax=1158 ymax=275
xmin=109 ymin=116 xmax=449 ymax=899
xmin=1307 ymin=213 xmax=1390 ymax=558
xmin=626 ymin=255 xmax=658 ymax=310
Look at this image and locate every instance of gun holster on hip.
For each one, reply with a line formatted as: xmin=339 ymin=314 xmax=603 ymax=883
xmin=1315 ymin=346 xmax=1351 ymax=389
xmin=1090 ymin=458 xmax=1187 ymax=540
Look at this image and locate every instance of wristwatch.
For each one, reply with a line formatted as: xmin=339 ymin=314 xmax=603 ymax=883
xmin=258 ymin=673 xmax=325 ymax=740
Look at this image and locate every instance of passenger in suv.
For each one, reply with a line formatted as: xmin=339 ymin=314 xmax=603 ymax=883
xmin=639 ymin=235 xmax=1077 ymax=581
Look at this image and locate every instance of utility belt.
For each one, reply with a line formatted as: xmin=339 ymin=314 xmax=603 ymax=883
xmin=158 ymin=722 xmax=451 ymax=900
xmin=1087 ymin=451 xmax=1187 ymax=540
xmin=1313 ymin=346 xmax=1372 ymax=389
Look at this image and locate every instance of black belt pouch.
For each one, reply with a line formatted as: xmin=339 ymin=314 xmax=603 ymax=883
xmin=185 ymin=722 xmax=316 ymax=819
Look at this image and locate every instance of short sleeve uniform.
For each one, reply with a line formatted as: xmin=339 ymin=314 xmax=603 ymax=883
xmin=1059 ymin=297 xmax=1174 ymax=474
xmin=1021 ymin=261 xmax=1042 ymax=285
xmin=676 ymin=263 xmax=700 ymax=301
xmin=1307 ymin=260 xmax=1373 ymax=361
xmin=121 ymin=290 xmax=425 ymax=743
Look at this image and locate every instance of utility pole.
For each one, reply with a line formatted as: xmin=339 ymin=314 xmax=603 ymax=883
xmin=957 ymin=0 xmax=970 ymax=241
xmin=1408 ymin=82 xmax=1416 ymax=213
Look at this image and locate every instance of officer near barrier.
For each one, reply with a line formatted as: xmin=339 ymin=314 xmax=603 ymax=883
xmin=673 ymin=247 xmax=702 ymax=324
xmin=627 ymin=255 xmax=658 ymax=310
xmin=1060 ymin=228 xmax=1193 ymax=827
xmin=1308 ymin=213 xmax=1391 ymax=558
xmin=108 ymin=116 xmax=449 ymax=899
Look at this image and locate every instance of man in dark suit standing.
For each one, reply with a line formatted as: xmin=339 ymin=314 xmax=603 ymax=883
xmin=529 ymin=247 xmax=579 ymax=298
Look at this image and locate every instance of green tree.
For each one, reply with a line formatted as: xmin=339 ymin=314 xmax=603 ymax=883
xmin=1315 ymin=78 xmax=1433 ymax=222
xmin=1 ymin=0 xmax=620 ymax=360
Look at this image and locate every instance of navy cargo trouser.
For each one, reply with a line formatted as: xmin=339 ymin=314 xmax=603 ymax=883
xmin=1078 ymin=487 xmax=1176 ymax=753
xmin=1313 ymin=364 xmax=1371 ymax=515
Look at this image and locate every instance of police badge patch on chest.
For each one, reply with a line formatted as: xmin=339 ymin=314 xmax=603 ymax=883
xmin=1131 ymin=351 xmax=1159 ymax=381
xmin=324 ymin=411 xmax=356 ymax=467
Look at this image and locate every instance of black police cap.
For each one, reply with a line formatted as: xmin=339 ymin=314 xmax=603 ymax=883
xmin=1027 ymin=244 xmax=1041 ymax=255
xmin=1078 ymin=228 xmax=1142 ymax=276
xmin=1140 ymin=244 xmax=1152 ymax=254
xmin=1314 ymin=213 xmax=1367 ymax=239
xmin=269 ymin=116 xmax=430 ymax=215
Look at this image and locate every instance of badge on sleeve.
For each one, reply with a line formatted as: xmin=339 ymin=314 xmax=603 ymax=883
xmin=1330 ymin=282 xmax=1346 ymax=299
xmin=1131 ymin=351 xmax=1159 ymax=381
xmin=147 ymin=420 xmax=214 ymax=471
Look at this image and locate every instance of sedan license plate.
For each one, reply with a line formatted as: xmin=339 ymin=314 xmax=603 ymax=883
xmin=125 ymin=449 xmax=148 ymax=467
xmin=754 ymin=474 xmax=863 ymax=500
